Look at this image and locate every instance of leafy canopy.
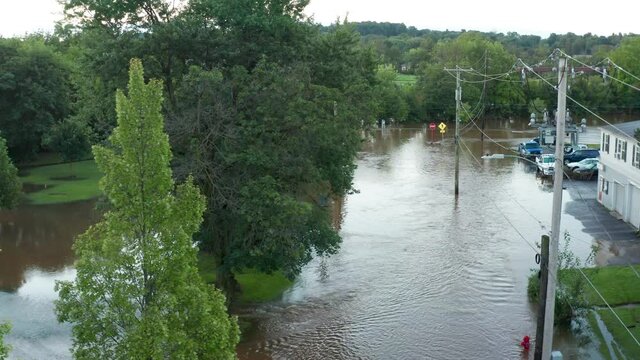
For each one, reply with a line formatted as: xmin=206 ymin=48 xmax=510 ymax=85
xmin=55 ymin=59 xmax=238 ymax=359
xmin=0 ymin=322 xmax=10 ymax=359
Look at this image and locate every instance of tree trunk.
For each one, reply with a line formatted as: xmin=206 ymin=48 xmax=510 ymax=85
xmin=216 ymin=267 xmax=240 ymax=305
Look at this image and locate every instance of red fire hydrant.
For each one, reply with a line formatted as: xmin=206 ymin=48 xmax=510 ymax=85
xmin=520 ymin=335 xmax=531 ymax=350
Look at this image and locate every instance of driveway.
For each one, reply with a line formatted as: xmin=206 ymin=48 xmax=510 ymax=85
xmin=564 ymin=178 xmax=640 ymax=265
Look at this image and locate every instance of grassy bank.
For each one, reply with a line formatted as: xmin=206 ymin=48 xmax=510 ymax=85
xmin=394 ymin=74 xmax=417 ymax=86
xmin=19 ymin=160 xmax=101 ymax=205
xmin=198 ymin=252 xmax=293 ymax=303
xmin=580 ymin=265 xmax=640 ymax=359
xmin=581 ymin=266 xmax=640 ymax=306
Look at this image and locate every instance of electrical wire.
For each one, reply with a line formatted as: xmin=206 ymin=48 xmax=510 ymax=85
xmin=577 ymin=267 xmax=640 ymax=347
xmin=457 ymin=137 xmax=640 ymax=348
xmin=458 ymin=137 xmax=540 ymax=254
xmin=607 ymin=58 xmax=640 ymax=83
xmin=520 ymin=58 xmax=632 ymax=140
xmin=556 ymin=49 xmax=640 ymax=92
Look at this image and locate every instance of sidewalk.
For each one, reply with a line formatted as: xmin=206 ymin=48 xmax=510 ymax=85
xmin=563 ymin=179 xmax=640 ymax=265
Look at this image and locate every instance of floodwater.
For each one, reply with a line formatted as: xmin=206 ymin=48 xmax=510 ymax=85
xmin=0 ymin=120 xmax=615 ymax=359
xmin=0 ymin=201 xmax=98 ymax=359
xmin=236 ymin=122 xmax=604 ymax=360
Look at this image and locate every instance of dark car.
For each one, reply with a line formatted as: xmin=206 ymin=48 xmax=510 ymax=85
xmin=563 ymin=149 xmax=600 ymax=164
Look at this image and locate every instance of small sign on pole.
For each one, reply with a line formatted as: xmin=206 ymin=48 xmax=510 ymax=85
xmin=429 ymin=122 xmax=436 ymax=142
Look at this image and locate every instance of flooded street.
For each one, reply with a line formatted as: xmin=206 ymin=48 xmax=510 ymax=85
xmin=0 ymin=122 xmax=611 ymax=359
xmin=237 ymin=124 xmax=602 ymax=359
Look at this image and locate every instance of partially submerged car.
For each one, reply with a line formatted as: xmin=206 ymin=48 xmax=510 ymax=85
xmin=518 ymin=141 xmax=542 ymax=158
xmin=567 ymin=158 xmax=599 ymax=172
xmin=564 ymin=149 xmax=599 ymax=164
xmin=536 ymin=154 xmax=555 ymax=176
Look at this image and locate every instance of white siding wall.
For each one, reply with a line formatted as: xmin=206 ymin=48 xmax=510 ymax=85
xmin=598 ymin=128 xmax=640 ymax=229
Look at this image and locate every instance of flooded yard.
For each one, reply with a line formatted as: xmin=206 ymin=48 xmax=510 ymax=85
xmin=1 ymin=121 xmax=624 ymax=359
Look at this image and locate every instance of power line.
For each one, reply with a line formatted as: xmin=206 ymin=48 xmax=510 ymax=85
xmin=556 ymin=49 xmax=640 ymax=92
xmin=457 ymin=138 xmax=540 ymax=255
xmin=607 ymin=57 xmax=640 ymax=83
xmin=458 ymin=137 xmax=640 ymax=349
xmin=576 ymin=267 xmax=640 ymax=347
xmin=520 ymin=58 xmax=632 ymax=140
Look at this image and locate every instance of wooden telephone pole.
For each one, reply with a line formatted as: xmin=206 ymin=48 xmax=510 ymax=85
xmin=443 ymin=66 xmax=473 ymax=197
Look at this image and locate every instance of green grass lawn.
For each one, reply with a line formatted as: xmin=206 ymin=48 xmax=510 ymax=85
xmin=394 ymin=74 xmax=417 ymax=86
xmin=19 ymin=160 xmax=102 ymax=205
xmin=198 ymin=252 xmax=293 ymax=303
xmin=579 ymin=266 xmax=640 ymax=358
xmin=580 ymin=266 xmax=640 ymax=306
xmin=589 ymin=308 xmax=640 ymax=359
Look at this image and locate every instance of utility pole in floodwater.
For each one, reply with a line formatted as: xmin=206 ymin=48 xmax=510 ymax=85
xmin=534 ymin=235 xmax=550 ymax=359
xmin=444 ymin=66 xmax=473 ymax=197
xmin=538 ymin=56 xmax=568 ymax=360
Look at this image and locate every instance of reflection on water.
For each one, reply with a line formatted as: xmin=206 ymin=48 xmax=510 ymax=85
xmin=0 ymin=201 xmax=98 ymax=292
xmin=0 ymin=200 xmax=97 ymax=359
xmin=238 ymin=125 xmax=603 ymax=359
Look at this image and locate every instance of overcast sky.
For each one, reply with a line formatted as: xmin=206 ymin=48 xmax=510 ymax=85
xmin=1 ymin=0 xmax=638 ymax=38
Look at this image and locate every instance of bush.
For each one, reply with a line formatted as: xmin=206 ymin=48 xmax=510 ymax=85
xmin=527 ymin=232 xmax=598 ymax=326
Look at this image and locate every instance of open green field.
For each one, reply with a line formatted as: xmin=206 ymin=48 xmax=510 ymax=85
xmin=198 ymin=252 xmax=293 ymax=303
xmin=394 ymin=74 xmax=417 ymax=86
xmin=19 ymin=160 xmax=102 ymax=205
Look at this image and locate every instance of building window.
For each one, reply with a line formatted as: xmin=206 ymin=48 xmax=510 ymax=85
xmin=604 ymin=134 xmax=610 ymax=153
xmin=633 ymin=144 xmax=640 ymax=169
xmin=615 ymin=138 xmax=627 ymax=161
xmin=601 ymin=178 xmax=609 ymax=194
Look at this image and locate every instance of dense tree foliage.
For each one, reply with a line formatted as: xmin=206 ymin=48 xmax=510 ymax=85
xmin=43 ymin=119 xmax=91 ymax=163
xmin=0 ymin=136 xmax=20 ymax=209
xmin=55 ymin=60 xmax=238 ymax=358
xmin=0 ymin=37 xmax=71 ymax=159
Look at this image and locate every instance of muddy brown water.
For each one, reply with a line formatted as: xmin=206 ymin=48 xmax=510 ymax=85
xmin=1 ymin=120 xmax=622 ymax=359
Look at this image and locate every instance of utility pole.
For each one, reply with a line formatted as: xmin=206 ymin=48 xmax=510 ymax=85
xmin=444 ymin=66 xmax=473 ymax=197
xmin=455 ymin=67 xmax=461 ymax=197
xmin=534 ymin=235 xmax=550 ymax=359
xmin=542 ymin=56 xmax=568 ymax=359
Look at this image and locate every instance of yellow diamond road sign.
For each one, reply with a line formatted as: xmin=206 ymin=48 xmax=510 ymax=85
xmin=438 ymin=122 xmax=447 ymax=131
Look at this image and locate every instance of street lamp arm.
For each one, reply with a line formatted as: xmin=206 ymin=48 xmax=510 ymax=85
xmin=481 ymin=153 xmax=540 ymax=167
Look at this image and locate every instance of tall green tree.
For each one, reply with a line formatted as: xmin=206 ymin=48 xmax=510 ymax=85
xmin=55 ymin=59 xmax=238 ymax=359
xmin=0 ymin=322 xmax=10 ymax=360
xmin=0 ymin=136 xmax=21 ymax=210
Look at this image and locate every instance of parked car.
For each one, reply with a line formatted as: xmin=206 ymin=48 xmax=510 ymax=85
xmin=518 ymin=141 xmax=542 ymax=157
xmin=567 ymin=158 xmax=599 ymax=172
xmin=564 ymin=144 xmax=589 ymax=154
xmin=563 ymin=149 xmax=600 ymax=164
xmin=536 ymin=154 xmax=555 ymax=176
xmin=573 ymin=162 xmax=598 ymax=175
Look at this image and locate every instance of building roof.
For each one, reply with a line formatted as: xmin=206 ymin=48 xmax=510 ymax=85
xmin=601 ymin=119 xmax=640 ymax=140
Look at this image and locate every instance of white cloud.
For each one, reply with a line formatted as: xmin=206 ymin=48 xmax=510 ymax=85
xmin=0 ymin=0 xmax=63 ymax=37
xmin=305 ymin=0 xmax=640 ymax=37
xmin=0 ymin=0 xmax=638 ymax=38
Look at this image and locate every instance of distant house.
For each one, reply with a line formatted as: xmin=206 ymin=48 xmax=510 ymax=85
xmin=597 ymin=120 xmax=640 ymax=229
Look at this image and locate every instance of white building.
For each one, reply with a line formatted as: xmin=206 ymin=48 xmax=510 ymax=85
xmin=597 ymin=120 xmax=640 ymax=229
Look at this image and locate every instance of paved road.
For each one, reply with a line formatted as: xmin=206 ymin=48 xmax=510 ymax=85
xmin=564 ymin=178 xmax=640 ymax=265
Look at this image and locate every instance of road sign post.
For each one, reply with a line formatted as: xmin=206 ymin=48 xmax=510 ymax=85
xmin=429 ymin=122 xmax=436 ymax=142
